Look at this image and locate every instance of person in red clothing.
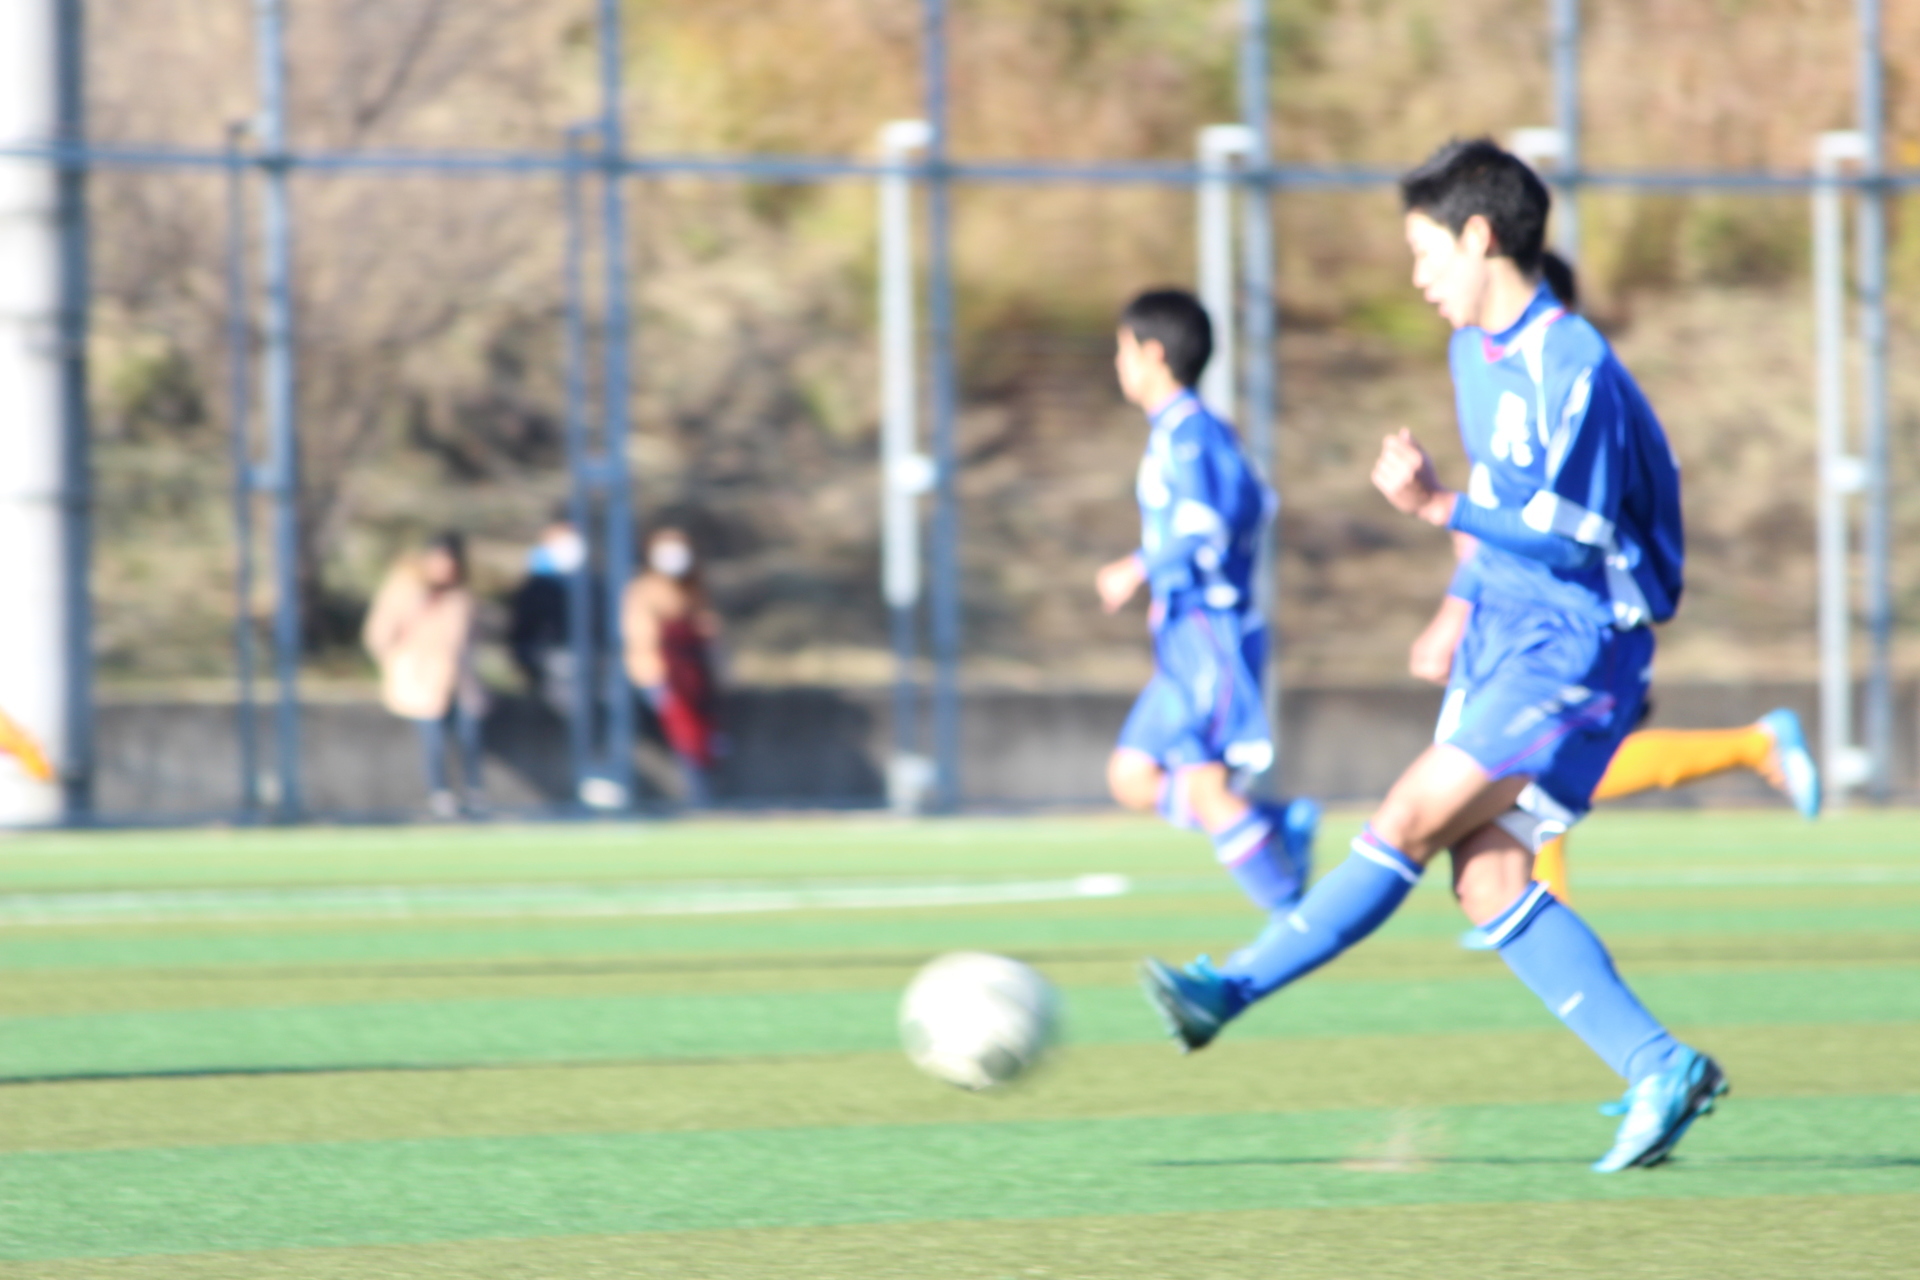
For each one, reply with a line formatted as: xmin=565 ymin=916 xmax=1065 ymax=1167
xmin=623 ymin=526 xmax=722 ymax=806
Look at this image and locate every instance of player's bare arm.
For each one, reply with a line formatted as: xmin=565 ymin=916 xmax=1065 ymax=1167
xmin=1095 ymin=553 xmax=1146 ymax=613
xmin=1409 ymin=594 xmax=1471 ymax=684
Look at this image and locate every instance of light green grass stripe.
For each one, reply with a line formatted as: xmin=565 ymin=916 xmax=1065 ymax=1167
xmin=3 ymin=966 xmax=1915 ymax=1079
xmin=0 ymin=812 xmax=1912 ymax=893
xmin=7 ymin=895 xmax=1920 ymax=971
xmin=2 ymin=1095 xmax=1917 ymax=1261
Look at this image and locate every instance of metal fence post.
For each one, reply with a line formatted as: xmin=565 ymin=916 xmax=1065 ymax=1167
xmin=1855 ymin=0 xmax=1893 ymax=801
xmin=1239 ymin=0 xmax=1282 ymax=785
xmin=878 ymin=119 xmax=935 ymax=814
xmin=561 ymin=124 xmax=598 ymax=808
xmin=254 ymin=0 xmax=302 ymax=819
xmin=1549 ymin=0 xmax=1582 ymax=263
xmin=224 ymin=123 xmax=260 ymax=822
xmin=922 ymin=0 xmax=962 ymax=811
xmin=596 ymin=0 xmax=636 ymax=809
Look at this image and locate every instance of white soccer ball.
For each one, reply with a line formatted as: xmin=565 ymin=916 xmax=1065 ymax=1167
xmin=899 ymin=951 xmax=1060 ymax=1090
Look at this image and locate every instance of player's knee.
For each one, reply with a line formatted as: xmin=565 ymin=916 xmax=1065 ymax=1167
xmin=1106 ymin=752 xmax=1161 ymax=811
xmin=1181 ymin=765 xmax=1243 ymax=831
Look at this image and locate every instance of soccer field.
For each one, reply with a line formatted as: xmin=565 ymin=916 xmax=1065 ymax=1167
xmin=1 ymin=811 xmax=1917 ymax=1278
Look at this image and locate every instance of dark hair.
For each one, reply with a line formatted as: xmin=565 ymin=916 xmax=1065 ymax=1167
xmin=1540 ymin=249 xmax=1579 ymax=311
xmin=426 ymin=530 xmax=468 ymax=583
xmin=1119 ymin=288 xmax=1213 ymax=388
xmin=1400 ymin=138 xmax=1552 ymax=274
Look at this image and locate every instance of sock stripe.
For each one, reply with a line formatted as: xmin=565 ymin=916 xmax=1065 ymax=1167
xmin=1483 ymin=881 xmax=1555 ymax=948
xmin=1214 ymin=818 xmax=1273 ymax=866
xmin=1349 ymin=833 xmax=1421 ymax=885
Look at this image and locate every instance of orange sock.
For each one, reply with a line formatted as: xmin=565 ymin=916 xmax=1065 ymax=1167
xmin=1533 ymin=835 xmax=1571 ymax=902
xmin=1592 ymin=726 xmax=1772 ymax=802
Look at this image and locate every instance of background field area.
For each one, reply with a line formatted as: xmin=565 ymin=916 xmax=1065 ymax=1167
xmin=1 ymin=811 xmax=1917 ymax=1276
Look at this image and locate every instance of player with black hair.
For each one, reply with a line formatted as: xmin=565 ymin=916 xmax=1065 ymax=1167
xmin=1098 ymin=288 xmax=1320 ymax=930
xmin=1144 ymin=139 xmax=1726 ymax=1174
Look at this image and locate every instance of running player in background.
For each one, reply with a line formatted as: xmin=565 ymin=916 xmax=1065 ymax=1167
xmin=1407 ymin=248 xmax=1818 ymax=911
xmin=1143 ymin=140 xmax=1726 ymax=1173
xmin=0 ymin=705 xmax=55 ymax=784
xmin=1097 ymin=289 xmax=1320 ymax=922
xmin=623 ymin=526 xmax=722 ymax=808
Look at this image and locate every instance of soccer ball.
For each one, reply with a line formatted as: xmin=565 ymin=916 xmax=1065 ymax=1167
xmin=898 ymin=951 xmax=1060 ymax=1090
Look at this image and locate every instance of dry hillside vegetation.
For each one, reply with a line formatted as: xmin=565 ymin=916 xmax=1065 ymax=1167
xmin=87 ymin=0 xmax=1920 ymax=690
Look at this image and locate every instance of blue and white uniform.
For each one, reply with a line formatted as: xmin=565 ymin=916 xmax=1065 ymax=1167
xmin=1116 ymin=390 xmax=1276 ymax=775
xmin=1437 ymin=283 xmax=1684 ymax=843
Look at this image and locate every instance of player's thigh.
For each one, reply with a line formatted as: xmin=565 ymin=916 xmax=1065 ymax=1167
xmin=1370 ymin=743 xmax=1531 ymax=864
xmin=1106 ymin=747 xmax=1164 ymax=810
xmin=1449 ymin=820 xmax=1536 ymax=925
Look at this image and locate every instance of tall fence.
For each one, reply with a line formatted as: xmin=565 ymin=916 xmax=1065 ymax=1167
xmin=0 ymin=0 xmax=1911 ymax=823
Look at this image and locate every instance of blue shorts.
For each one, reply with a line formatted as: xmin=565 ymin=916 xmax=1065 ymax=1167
xmin=1436 ymin=598 xmax=1653 ymax=828
xmin=1117 ymin=607 xmax=1273 ymax=774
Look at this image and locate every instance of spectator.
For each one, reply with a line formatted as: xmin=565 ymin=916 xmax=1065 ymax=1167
xmin=363 ymin=532 xmax=488 ymax=819
xmin=509 ymin=512 xmax=588 ymax=717
xmin=623 ymin=526 xmax=721 ymax=806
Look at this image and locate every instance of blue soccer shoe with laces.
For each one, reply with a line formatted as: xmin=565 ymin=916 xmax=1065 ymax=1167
xmin=1140 ymin=955 xmax=1243 ymax=1053
xmin=1756 ymin=708 xmax=1820 ymax=820
xmin=1591 ymin=1047 xmax=1729 ymax=1172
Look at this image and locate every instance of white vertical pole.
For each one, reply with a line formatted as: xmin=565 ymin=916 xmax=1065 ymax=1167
xmin=0 ymin=0 xmax=69 ymax=824
xmin=1813 ymin=131 xmax=1872 ymax=801
xmin=879 ymin=119 xmax=934 ymax=814
xmin=1195 ymin=125 xmax=1251 ymax=421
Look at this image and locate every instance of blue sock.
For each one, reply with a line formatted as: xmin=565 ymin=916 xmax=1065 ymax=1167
xmin=1218 ymin=826 xmax=1422 ymax=1004
xmin=1208 ymin=807 xmax=1302 ymax=911
xmin=1489 ymin=882 xmax=1686 ymax=1083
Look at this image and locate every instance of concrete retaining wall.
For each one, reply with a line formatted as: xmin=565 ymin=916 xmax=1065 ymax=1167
xmin=90 ymin=681 xmax=1917 ymax=820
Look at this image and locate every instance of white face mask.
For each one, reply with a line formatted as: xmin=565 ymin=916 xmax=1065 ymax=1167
xmin=650 ymin=539 xmax=693 ymax=578
xmin=544 ymin=529 xmax=586 ymax=574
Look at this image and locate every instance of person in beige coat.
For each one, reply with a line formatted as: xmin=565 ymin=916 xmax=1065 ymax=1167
xmin=363 ymin=532 xmax=488 ymax=818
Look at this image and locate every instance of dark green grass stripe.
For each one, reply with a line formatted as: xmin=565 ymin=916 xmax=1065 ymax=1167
xmin=3 ymin=966 xmax=1915 ymax=1080
xmin=2 ymin=1095 xmax=1916 ymax=1261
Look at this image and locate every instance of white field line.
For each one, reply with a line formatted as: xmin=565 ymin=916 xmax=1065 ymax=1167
xmin=0 ymin=874 xmax=1135 ymax=926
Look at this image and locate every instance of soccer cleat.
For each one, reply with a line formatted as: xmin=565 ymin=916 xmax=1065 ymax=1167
xmin=1457 ymin=925 xmax=1496 ymax=951
xmin=1591 ymin=1048 xmax=1729 ymax=1172
xmin=1757 ymin=709 xmax=1820 ymax=820
xmin=1278 ymin=797 xmax=1321 ymax=908
xmin=1139 ymin=954 xmax=1241 ymax=1052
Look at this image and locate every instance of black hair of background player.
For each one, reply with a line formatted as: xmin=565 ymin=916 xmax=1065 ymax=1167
xmin=1400 ymin=138 xmax=1552 ymax=276
xmin=1541 ymin=249 xmax=1578 ymax=311
xmin=1119 ymin=288 xmax=1214 ymax=389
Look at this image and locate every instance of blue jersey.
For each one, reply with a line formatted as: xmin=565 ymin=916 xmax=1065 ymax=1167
xmin=1135 ymin=390 xmax=1273 ymax=620
xmin=1444 ymin=285 xmax=1683 ymax=630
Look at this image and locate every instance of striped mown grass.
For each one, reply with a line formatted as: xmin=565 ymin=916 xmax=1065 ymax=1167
xmin=1 ymin=810 xmax=1915 ymax=1277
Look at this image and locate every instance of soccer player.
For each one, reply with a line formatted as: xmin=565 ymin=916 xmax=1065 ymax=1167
xmin=1097 ymin=288 xmax=1319 ymax=922
xmin=1410 ymin=573 xmax=1820 ymax=911
xmin=1142 ymin=140 xmax=1727 ymax=1173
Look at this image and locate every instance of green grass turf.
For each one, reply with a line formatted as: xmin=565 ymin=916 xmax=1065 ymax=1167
xmin=0 ymin=809 xmax=1916 ymax=1277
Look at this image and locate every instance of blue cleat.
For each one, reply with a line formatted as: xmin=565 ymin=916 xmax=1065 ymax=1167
xmin=1278 ymin=797 xmax=1320 ymax=908
xmin=1591 ymin=1048 xmax=1729 ymax=1172
xmin=1757 ymin=708 xmax=1820 ymax=819
xmin=1140 ymin=954 xmax=1242 ymax=1052
xmin=1457 ymin=925 xmax=1496 ymax=951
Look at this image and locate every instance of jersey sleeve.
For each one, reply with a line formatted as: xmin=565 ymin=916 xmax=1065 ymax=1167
xmin=1138 ymin=422 xmax=1236 ymax=597
xmin=1446 ymin=549 xmax=1483 ymax=604
xmin=1449 ymin=345 xmax=1616 ymax=572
